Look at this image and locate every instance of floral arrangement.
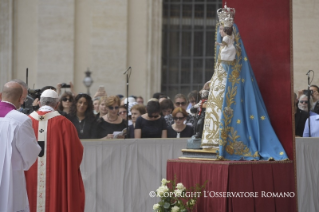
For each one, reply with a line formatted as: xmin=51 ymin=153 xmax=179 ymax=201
xmin=153 ymin=177 xmax=206 ymax=212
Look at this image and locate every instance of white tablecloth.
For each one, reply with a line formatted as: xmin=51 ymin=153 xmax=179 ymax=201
xmin=296 ymin=137 xmax=319 ymax=212
xmin=80 ymin=138 xmax=187 ymax=212
xmin=81 ymin=137 xmax=319 ymax=212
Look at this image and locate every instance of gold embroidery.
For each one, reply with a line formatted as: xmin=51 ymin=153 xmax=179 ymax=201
xmin=250 ymin=115 xmax=254 ymax=119
xmin=201 ymin=60 xmax=227 ymax=145
xmin=261 ymin=116 xmax=265 ymax=120
xmin=280 ymin=152 xmax=284 ymax=155
xmin=202 ymin=26 xmax=254 ymax=157
xmin=244 ymin=57 xmax=248 ymax=61
xmin=226 ymin=145 xmax=234 ymax=155
xmin=218 ymin=59 xmax=236 ymax=65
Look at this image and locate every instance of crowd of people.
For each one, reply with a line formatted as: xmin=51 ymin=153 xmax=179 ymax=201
xmin=19 ymin=82 xmax=204 ymax=140
xmin=295 ymin=85 xmax=319 ymax=137
xmin=20 ymin=81 xmax=319 ymax=140
xmin=46 ymin=83 xmax=319 ymax=139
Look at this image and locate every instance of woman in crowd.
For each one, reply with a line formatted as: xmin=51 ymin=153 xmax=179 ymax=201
xmin=167 ymin=107 xmax=194 ymax=138
xmin=93 ymin=97 xmax=100 ymax=115
xmin=136 ymin=96 xmax=144 ymax=105
xmin=57 ymin=91 xmax=73 ymax=115
xmin=160 ymin=99 xmax=174 ymax=117
xmin=164 ymin=93 xmax=195 ymax=127
xmin=67 ymin=93 xmax=97 ymax=139
xmin=135 ymin=100 xmax=167 ymax=138
xmin=96 ymin=96 xmax=126 ymax=139
xmin=128 ymin=104 xmax=146 ymax=138
xmin=118 ymin=105 xmax=128 ymax=121
xmin=96 ymin=96 xmax=108 ymax=119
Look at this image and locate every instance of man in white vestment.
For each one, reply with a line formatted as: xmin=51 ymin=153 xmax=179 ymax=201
xmin=0 ymin=81 xmax=41 ymax=212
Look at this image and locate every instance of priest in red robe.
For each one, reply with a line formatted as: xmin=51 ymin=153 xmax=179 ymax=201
xmin=25 ymin=89 xmax=85 ymax=212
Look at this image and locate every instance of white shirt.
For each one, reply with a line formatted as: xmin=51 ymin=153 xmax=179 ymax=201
xmin=0 ymin=110 xmax=41 ymax=212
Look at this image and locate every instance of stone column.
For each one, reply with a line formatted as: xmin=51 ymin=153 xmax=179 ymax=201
xmin=36 ymin=0 xmax=75 ymax=88
xmin=146 ymin=0 xmax=162 ymax=99
xmin=127 ymin=0 xmax=162 ymax=100
xmin=0 ymin=0 xmax=13 ymax=87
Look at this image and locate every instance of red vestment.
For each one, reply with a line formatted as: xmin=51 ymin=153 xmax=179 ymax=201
xmin=25 ymin=111 xmax=85 ymax=212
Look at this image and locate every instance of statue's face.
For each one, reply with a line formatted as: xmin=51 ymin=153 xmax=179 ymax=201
xmin=219 ymin=25 xmax=225 ymax=37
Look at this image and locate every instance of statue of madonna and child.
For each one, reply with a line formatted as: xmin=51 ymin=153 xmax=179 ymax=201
xmin=198 ymin=3 xmax=289 ymax=161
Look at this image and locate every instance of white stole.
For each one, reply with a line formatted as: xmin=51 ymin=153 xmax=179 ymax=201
xmin=29 ymin=111 xmax=60 ymax=212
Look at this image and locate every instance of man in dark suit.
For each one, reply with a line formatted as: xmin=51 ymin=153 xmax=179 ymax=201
xmin=295 ymin=93 xmax=309 ymax=137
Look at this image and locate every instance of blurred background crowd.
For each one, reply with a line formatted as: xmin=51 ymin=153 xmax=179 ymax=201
xmin=19 ymin=81 xmax=317 ymax=139
xmin=21 ymin=82 xmax=203 ymax=139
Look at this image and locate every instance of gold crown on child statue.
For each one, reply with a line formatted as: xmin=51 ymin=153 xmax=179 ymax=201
xmin=217 ymin=2 xmax=235 ymax=27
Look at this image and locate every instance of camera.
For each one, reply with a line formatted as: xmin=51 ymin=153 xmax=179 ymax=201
xmin=28 ymin=88 xmax=42 ymax=100
xmin=61 ymin=83 xmax=71 ymax=88
xmin=303 ymin=89 xmax=313 ymax=96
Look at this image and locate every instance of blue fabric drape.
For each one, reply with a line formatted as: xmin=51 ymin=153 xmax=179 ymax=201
xmin=217 ymin=24 xmax=288 ymax=160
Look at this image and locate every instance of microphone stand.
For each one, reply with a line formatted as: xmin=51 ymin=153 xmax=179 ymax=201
xmin=123 ymin=67 xmax=132 ymax=138
xmin=306 ymin=70 xmax=312 ymax=137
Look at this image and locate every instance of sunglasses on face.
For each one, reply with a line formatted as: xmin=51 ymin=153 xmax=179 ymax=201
xmin=300 ymin=101 xmax=308 ymax=104
xmin=175 ymin=102 xmax=186 ymax=106
xmin=108 ymin=106 xmax=119 ymax=110
xmin=173 ymin=117 xmax=185 ymax=120
xmin=62 ymin=97 xmax=73 ymax=102
xmin=149 ymin=114 xmax=159 ymax=118
xmin=118 ymin=111 xmax=127 ymax=115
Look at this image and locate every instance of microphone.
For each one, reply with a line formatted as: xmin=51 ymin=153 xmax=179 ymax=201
xmin=306 ymin=70 xmax=312 ymax=75
xmin=123 ymin=67 xmax=131 ymax=75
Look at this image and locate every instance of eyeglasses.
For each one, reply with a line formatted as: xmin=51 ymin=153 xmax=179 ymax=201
xmin=300 ymin=101 xmax=308 ymax=104
xmin=173 ymin=117 xmax=185 ymax=120
xmin=118 ymin=111 xmax=127 ymax=115
xmin=62 ymin=97 xmax=72 ymax=102
xmin=175 ymin=102 xmax=186 ymax=106
xmin=108 ymin=106 xmax=119 ymax=110
xmin=149 ymin=114 xmax=159 ymax=118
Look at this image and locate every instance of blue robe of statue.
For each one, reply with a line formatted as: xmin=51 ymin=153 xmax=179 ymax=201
xmin=201 ymin=23 xmax=288 ymax=161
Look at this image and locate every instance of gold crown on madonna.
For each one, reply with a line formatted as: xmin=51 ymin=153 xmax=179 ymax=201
xmin=217 ymin=2 xmax=235 ymax=27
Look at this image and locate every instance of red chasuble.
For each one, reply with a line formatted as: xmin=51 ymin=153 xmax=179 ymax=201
xmin=25 ymin=111 xmax=85 ymax=212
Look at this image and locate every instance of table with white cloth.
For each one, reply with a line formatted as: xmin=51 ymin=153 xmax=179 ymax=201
xmin=296 ymin=137 xmax=319 ymax=212
xmin=80 ymin=137 xmax=319 ymax=212
xmin=80 ymin=138 xmax=187 ymax=212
